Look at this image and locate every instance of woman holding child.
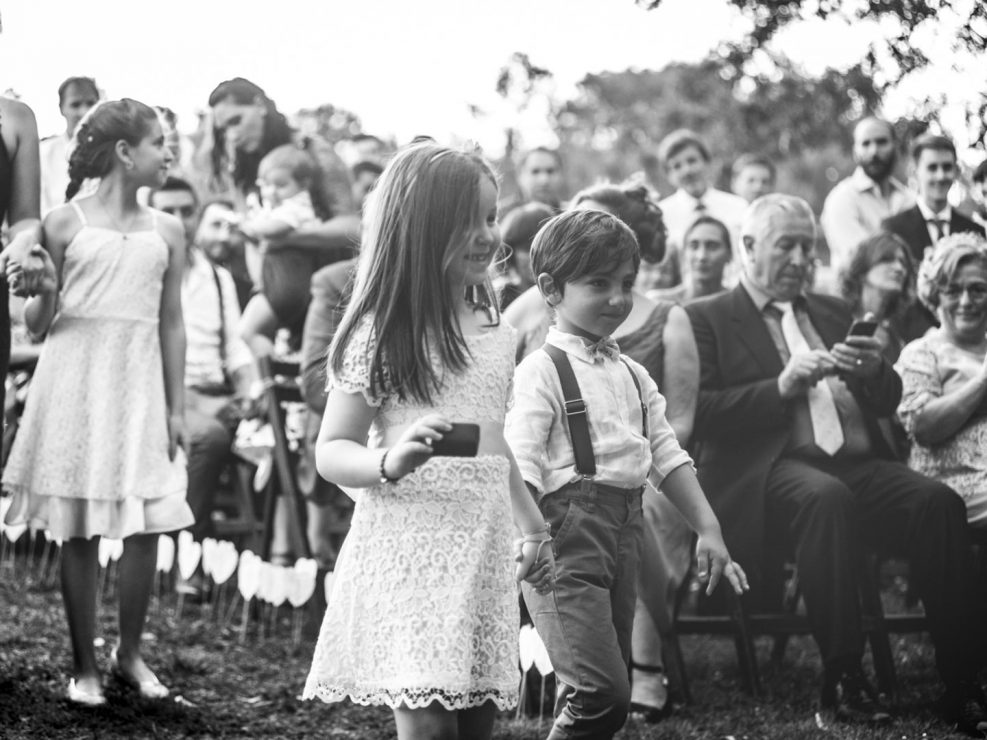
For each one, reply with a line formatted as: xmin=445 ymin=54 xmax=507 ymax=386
xmin=203 ymin=78 xmax=360 ymax=343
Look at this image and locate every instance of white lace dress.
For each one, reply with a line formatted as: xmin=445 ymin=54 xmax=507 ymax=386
xmin=303 ymin=318 xmax=520 ymax=710
xmin=2 ymin=203 xmax=192 ymax=540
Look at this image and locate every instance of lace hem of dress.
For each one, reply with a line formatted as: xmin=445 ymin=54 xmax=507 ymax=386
xmin=303 ymin=683 xmax=517 ymax=711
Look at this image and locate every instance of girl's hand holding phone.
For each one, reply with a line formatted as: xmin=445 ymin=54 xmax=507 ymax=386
xmin=383 ymin=414 xmax=453 ymax=479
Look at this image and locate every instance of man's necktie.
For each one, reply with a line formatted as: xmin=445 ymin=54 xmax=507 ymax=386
xmin=695 ymin=200 xmax=706 ymax=214
xmin=776 ymin=302 xmax=845 ymax=455
xmin=929 ymin=219 xmax=947 ymax=244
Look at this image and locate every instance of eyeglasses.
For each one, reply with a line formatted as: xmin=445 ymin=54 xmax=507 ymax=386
xmin=940 ymin=282 xmax=987 ymax=302
xmin=160 ymin=205 xmax=197 ymax=218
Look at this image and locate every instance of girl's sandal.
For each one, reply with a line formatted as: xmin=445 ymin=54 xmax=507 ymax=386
xmin=110 ymin=649 xmax=170 ymax=700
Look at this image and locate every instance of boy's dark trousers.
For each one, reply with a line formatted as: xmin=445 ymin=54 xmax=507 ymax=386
xmin=522 ymin=479 xmax=645 ymax=740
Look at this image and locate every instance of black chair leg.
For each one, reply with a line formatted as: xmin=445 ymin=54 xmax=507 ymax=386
xmin=860 ymin=554 xmax=897 ymax=699
xmin=729 ymin=591 xmax=762 ymax=697
xmin=662 ymin=630 xmax=693 ymax=705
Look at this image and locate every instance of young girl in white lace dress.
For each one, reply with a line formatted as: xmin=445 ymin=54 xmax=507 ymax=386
xmin=3 ymin=99 xmax=191 ymax=706
xmin=303 ymin=142 xmax=555 ymax=739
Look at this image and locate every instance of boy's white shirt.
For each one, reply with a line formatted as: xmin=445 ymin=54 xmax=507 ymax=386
xmin=505 ymin=326 xmax=693 ymax=497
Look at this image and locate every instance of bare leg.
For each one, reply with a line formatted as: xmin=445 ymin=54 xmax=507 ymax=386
xmin=457 ymin=701 xmax=497 ymax=740
xmin=115 ymin=533 xmax=162 ymax=685
xmin=60 ymin=537 xmax=102 ymax=694
xmin=393 ymin=702 xmax=458 ymax=740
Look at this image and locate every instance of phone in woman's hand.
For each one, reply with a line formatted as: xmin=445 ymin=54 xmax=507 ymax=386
xmin=847 ymin=319 xmax=878 ymax=337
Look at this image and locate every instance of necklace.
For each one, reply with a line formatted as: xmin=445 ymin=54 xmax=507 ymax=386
xmin=97 ymin=195 xmax=140 ymax=240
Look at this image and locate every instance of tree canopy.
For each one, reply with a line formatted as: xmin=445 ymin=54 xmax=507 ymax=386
xmin=640 ymin=0 xmax=986 ymax=87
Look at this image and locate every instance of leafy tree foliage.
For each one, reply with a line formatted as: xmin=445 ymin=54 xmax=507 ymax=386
xmin=639 ymin=0 xmax=986 ymax=87
xmin=489 ymin=52 xmax=885 ymax=211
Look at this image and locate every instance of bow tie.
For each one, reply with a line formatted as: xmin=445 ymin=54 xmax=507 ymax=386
xmin=585 ymin=336 xmax=620 ymax=362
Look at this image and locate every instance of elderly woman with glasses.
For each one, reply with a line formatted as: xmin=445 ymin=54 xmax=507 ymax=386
xmin=895 ymin=231 xmax=987 ymax=527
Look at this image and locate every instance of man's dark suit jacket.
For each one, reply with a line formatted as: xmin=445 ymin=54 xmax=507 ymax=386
xmin=684 ymin=285 xmax=902 ymax=585
xmin=882 ymin=205 xmax=985 ymax=264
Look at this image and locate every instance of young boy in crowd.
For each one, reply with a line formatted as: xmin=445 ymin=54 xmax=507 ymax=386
xmin=505 ymin=209 xmax=748 ymax=740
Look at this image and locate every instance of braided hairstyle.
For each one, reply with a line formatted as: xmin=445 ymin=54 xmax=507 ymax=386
xmin=570 ymin=180 xmax=667 ymax=264
xmin=65 ymin=98 xmax=159 ymax=201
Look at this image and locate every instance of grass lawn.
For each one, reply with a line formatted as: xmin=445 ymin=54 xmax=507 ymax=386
xmin=0 ymin=551 xmax=978 ymax=739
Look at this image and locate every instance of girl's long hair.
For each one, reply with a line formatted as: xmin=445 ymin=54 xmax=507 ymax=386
xmin=207 ymin=78 xmax=294 ymax=194
xmin=65 ymin=98 xmax=159 ymax=200
xmin=330 ymin=143 xmax=499 ymax=405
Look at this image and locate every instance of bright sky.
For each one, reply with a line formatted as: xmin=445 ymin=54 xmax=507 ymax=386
xmin=0 ymin=0 xmax=980 ymax=157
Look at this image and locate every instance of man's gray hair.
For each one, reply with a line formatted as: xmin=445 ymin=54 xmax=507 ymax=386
xmin=741 ymin=193 xmax=816 ymax=241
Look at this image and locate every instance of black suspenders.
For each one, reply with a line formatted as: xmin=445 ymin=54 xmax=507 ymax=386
xmin=542 ymin=343 xmax=648 ymax=478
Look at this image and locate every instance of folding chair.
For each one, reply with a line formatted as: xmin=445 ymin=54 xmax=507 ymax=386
xmin=670 ymin=549 xmax=905 ymax=701
xmin=255 ymin=356 xmax=311 ymax=561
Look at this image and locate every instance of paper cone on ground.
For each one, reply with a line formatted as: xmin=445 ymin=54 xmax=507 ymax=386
xmin=177 ymin=530 xmax=202 ymax=580
xmin=256 ymin=561 xmax=278 ymax=604
xmin=287 ymin=558 xmax=317 ymax=608
xmin=268 ymin=565 xmax=290 ymax=607
xmin=2 ymin=521 xmax=26 ymax=544
xmin=211 ymin=540 xmax=238 ymax=585
xmin=201 ymin=537 xmax=218 ymax=577
xmin=518 ymin=624 xmax=537 ymax=672
xmin=156 ymin=535 xmax=175 ymax=573
xmin=237 ymin=550 xmax=260 ymax=600
xmin=531 ymin=627 xmax=554 ymax=676
xmin=98 ymin=538 xmax=123 ymax=568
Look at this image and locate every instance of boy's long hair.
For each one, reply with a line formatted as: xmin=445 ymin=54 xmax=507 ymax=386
xmin=330 ymin=142 xmax=499 ymax=405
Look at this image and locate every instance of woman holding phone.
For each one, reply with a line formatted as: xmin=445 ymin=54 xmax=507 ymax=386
xmin=838 ymin=232 xmax=920 ymax=363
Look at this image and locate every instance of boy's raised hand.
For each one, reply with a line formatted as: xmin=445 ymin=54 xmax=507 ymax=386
xmin=696 ymin=530 xmax=749 ymax=596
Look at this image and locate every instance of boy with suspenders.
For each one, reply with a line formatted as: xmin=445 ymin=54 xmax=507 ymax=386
xmin=506 ymin=210 xmax=748 ymax=739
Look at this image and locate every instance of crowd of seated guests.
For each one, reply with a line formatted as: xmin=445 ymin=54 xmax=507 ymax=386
xmin=7 ymin=71 xmax=987 ymax=735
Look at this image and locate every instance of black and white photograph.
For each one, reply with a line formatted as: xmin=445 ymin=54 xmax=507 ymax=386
xmin=1 ymin=1 xmax=986 ymax=738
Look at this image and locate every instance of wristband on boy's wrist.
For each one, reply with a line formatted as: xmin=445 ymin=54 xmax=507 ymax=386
xmin=378 ymin=448 xmax=400 ymax=484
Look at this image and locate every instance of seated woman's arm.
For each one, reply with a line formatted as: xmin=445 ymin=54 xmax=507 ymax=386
xmin=897 ymin=341 xmax=987 ymax=446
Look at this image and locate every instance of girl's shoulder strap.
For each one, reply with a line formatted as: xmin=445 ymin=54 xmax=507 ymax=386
xmin=69 ymin=200 xmax=88 ymax=226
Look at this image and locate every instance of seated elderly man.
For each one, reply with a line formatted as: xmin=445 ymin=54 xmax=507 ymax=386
xmin=684 ymin=194 xmax=987 ymax=735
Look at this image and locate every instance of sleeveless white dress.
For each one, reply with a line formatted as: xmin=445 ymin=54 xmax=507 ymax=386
xmin=3 ymin=202 xmax=192 ymax=540
xmin=303 ymin=318 xmax=520 ymax=710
